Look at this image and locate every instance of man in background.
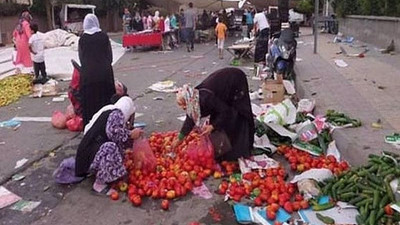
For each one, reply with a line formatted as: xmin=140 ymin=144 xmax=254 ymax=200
xmin=183 ymin=2 xmax=197 ymax=52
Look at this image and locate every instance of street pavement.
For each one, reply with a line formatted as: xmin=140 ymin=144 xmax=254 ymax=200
xmin=0 ymin=27 xmax=399 ymax=224
xmin=295 ymin=28 xmax=399 ymax=165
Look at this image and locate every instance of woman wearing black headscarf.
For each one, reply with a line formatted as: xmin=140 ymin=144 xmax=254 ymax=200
xmin=173 ymin=68 xmax=255 ymax=161
xmin=79 ymin=14 xmax=116 ymax=126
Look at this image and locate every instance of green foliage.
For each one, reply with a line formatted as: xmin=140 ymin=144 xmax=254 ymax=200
xmin=0 ymin=2 xmax=29 ymax=16
xmin=297 ymin=0 xmax=314 ymax=15
xmin=334 ymin=0 xmax=400 ymax=17
xmin=82 ymin=0 xmax=149 ymax=16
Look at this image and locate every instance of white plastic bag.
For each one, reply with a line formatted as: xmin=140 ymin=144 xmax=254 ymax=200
xmin=258 ymin=99 xmax=296 ymax=125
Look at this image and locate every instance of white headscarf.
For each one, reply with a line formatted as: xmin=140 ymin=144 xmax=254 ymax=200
xmin=153 ymin=11 xmax=160 ymax=22
xmin=114 ymin=96 xmax=136 ymax=123
xmin=83 ymin=14 xmax=102 ymax=35
xmin=84 ymin=96 xmax=136 ymax=134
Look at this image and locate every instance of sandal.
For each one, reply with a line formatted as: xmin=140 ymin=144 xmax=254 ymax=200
xmin=92 ymin=183 xmax=116 ymax=196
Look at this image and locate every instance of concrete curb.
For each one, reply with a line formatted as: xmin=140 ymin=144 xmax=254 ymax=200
xmin=0 ymin=133 xmax=80 ymax=185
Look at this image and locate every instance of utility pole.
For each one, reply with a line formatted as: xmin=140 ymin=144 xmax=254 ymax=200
xmin=314 ymin=0 xmax=319 ymax=54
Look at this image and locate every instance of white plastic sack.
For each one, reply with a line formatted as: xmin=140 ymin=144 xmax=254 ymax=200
xmin=297 ymin=99 xmax=315 ymax=113
xmin=291 ymin=168 xmax=333 ymax=183
xmin=238 ymin=154 xmax=280 ymax=174
xmin=327 ymin=140 xmax=341 ymax=162
xmin=253 ymin=134 xmax=277 ymax=153
xmin=258 ymin=99 xmax=296 ymax=125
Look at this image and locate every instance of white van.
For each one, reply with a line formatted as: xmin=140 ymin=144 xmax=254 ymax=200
xmin=52 ymin=4 xmax=96 ymax=34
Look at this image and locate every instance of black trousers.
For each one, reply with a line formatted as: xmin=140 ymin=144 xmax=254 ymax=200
xmin=33 ymin=62 xmax=47 ymax=79
xmin=184 ymin=28 xmax=194 ymax=49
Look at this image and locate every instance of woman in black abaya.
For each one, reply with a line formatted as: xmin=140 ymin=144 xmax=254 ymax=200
xmin=173 ymin=67 xmax=255 ymax=161
xmin=79 ymin=14 xmax=116 ymax=126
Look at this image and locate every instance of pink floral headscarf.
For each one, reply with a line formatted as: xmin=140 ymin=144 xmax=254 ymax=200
xmin=177 ymin=84 xmax=201 ymax=127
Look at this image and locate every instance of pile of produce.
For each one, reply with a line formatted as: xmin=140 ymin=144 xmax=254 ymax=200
xmin=217 ymin=167 xmax=310 ymax=220
xmin=116 ymin=131 xmax=218 ymax=210
xmin=321 ymin=152 xmax=400 ymax=225
xmin=325 ymin=109 xmax=362 ymax=127
xmin=0 ymin=74 xmax=32 ymax=107
xmin=277 ymin=145 xmax=350 ymax=175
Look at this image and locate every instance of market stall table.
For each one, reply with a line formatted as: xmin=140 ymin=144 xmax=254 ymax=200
xmin=226 ymin=43 xmax=254 ymax=60
xmin=123 ymin=31 xmax=163 ymax=49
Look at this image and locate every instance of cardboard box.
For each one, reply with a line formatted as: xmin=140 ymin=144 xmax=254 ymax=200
xmin=262 ymin=76 xmax=285 ymax=104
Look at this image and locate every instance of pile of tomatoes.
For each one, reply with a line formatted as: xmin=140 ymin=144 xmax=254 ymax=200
xmin=217 ymin=167 xmax=309 ymax=221
xmin=119 ymin=131 xmax=218 ymax=210
xmin=277 ymin=145 xmax=350 ymax=175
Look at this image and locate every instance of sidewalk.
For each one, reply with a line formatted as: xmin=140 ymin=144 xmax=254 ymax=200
xmin=295 ymin=28 xmax=399 ymax=165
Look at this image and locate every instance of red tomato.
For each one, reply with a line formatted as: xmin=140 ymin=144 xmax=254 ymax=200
xmin=110 ymin=192 xmax=119 ymax=201
xmin=270 ymin=203 xmax=280 ymax=212
xmin=300 ymin=200 xmax=309 ymax=209
xmin=266 ymin=210 xmax=276 ymax=220
xmin=294 ymin=194 xmax=304 ymax=201
xmin=385 ymin=204 xmax=394 ymax=215
xmin=283 ymin=202 xmax=293 ymax=213
xmin=232 ymin=195 xmax=242 ymax=202
xmin=327 ymin=155 xmax=337 ymax=163
xmin=254 ymin=197 xmax=263 ymax=206
xmin=161 ymin=199 xmax=169 ymax=210
xmin=339 ymin=161 xmax=349 ymax=170
xmin=292 ymin=201 xmax=301 ymax=211
xmin=166 ymin=190 xmax=176 ymax=199
xmin=131 ymin=195 xmax=142 ymax=206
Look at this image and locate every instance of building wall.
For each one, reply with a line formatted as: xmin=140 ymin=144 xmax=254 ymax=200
xmin=0 ymin=15 xmax=48 ymax=44
xmin=339 ymin=15 xmax=400 ymax=50
xmin=0 ymin=14 xmax=120 ymax=44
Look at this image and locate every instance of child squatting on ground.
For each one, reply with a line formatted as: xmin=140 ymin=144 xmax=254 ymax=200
xmin=215 ymin=16 xmax=227 ymax=59
xmin=29 ymin=23 xmax=48 ymax=84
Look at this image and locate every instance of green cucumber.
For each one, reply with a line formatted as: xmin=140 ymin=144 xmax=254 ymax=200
xmin=316 ymin=213 xmax=335 ymax=224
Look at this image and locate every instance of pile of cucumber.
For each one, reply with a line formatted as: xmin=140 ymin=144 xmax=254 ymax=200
xmin=325 ymin=109 xmax=362 ymax=127
xmin=321 ymin=152 xmax=400 ymax=225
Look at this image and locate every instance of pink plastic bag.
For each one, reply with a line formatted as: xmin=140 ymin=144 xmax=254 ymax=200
xmin=132 ymin=138 xmax=157 ymax=173
xmin=66 ymin=116 xmax=83 ymax=132
xmin=65 ymin=104 xmax=76 ymax=120
xmin=51 ymin=111 xmax=67 ymax=129
xmin=186 ymin=135 xmax=214 ymax=168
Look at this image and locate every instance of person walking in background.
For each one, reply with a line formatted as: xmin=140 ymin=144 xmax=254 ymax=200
xmin=183 ymin=2 xmax=197 ymax=52
xmin=147 ymin=13 xmax=153 ymax=30
xmin=170 ymin=13 xmax=179 ymax=47
xmin=153 ymin=11 xmax=161 ymax=30
xmin=253 ymin=8 xmax=270 ymax=63
xmin=244 ymin=9 xmax=254 ymax=38
xmin=201 ymin=10 xmax=210 ymax=30
xmin=29 ymin=24 xmax=48 ymax=84
xmin=132 ymin=12 xmax=144 ymax=32
xmin=13 ymin=10 xmax=33 ymax=73
xmin=122 ymin=8 xmax=132 ymax=34
xmin=142 ymin=13 xmax=148 ymax=30
xmin=215 ymin=16 xmax=227 ymax=59
xmin=79 ymin=14 xmax=116 ymax=126
xmin=179 ymin=9 xmax=185 ymax=44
